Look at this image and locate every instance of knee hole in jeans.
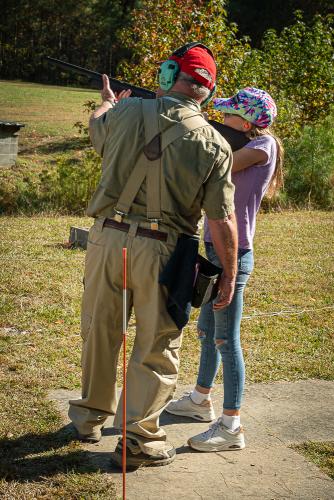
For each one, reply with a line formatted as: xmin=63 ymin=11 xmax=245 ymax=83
xmin=215 ymin=339 xmax=227 ymax=346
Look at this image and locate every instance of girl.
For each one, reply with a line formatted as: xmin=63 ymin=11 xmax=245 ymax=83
xmin=166 ymin=87 xmax=284 ymax=452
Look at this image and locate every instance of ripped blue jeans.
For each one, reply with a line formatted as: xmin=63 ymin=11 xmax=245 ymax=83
xmin=197 ymin=243 xmax=253 ymax=410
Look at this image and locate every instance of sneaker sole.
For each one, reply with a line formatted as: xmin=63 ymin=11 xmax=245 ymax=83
xmin=187 ymin=438 xmax=245 ymax=452
xmin=165 ymin=407 xmax=215 ymax=422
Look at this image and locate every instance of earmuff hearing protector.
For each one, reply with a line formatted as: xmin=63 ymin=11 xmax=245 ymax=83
xmin=158 ymin=59 xmax=180 ymax=91
xmin=201 ymin=85 xmax=216 ymax=108
xmin=158 ymin=42 xmax=216 ymax=106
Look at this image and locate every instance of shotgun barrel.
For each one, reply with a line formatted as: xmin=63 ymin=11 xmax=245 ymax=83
xmin=45 ymin=56 xmax=156 ymax=99
xmin=45 ymin=56 xmax=249 ymax=150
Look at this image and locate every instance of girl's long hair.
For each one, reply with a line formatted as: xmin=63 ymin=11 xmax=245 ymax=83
xmin=247 ymin=126 xmax=284 ymax=198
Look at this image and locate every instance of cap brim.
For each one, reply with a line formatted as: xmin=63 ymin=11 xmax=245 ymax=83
xmin=213 ymin=97 xmax=239 ymax=112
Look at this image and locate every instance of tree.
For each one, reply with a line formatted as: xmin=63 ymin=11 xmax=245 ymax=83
xmin=0 ymin=0 xmax=134 ymax=82
xmin=117 ymin=0 xmax=248 ymax=97
xmin=227 ymin=0 xmax=334 ymax=46
xmin=234 ymin=13 xmax=334 ymax=137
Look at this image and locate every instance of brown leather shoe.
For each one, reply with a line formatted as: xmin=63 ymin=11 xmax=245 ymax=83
xmin=76 ymin=425 xmax=104 ymax=443
xmin=110 ymin=437 xmax=176 ymax=470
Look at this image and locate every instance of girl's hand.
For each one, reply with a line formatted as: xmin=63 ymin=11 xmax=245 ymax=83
xmin=116 ymin=89 xmax=132 ymax=100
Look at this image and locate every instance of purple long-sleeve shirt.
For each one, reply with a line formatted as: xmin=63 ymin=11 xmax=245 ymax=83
xmin=204 ymin=135 xmax=277 ymax=249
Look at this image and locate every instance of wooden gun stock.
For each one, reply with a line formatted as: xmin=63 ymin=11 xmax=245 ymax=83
xmin=209 ymin=121 xmax=250 ymax=151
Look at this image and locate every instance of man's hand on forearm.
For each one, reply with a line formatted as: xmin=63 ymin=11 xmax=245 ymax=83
xmin=90 ymin=100 xmax=114 ymax=121
xmin=207 ymin=213 xmax=238 ymax=310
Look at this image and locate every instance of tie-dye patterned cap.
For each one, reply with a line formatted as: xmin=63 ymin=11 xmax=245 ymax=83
xmin=213 ymin=87 xmax=277 ymax=128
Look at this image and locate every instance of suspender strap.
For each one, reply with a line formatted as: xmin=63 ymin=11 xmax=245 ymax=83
xmin=143 ymin=99 xmax=162 ymax=223
xmin=161 ymin=114 xmax=209 ymax=150
xmin=114 ymin=100 xmax=153 ymax=219
xmin=113 ymin=155 xmax=147 ymax=219
xmin=113 ymin=100 xmax=210 ymax=226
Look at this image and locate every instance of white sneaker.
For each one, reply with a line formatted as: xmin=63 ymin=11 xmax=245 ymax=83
xmin=188 ymin=417 xmax=245 ymax=451
xmin=165 ymin=392 xmax=215 ymax=422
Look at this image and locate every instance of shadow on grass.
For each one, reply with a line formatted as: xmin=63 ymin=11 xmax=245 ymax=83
xmin=0 ymin=417 xmax=197 ymax=482
xmin=20 ymin=136 xmax=90 ymax=156
xmin=44 ymin=242 xmax=86 ymax=250
xmin=0 ymin=424 xmax=104 ymax=482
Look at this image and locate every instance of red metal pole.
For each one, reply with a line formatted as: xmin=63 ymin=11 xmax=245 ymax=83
xmin=122 ymin=247 xmax=127 ymax=500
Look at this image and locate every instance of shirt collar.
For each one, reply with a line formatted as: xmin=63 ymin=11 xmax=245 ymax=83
xmin=162 ymin=92 xmax=201 ymax=112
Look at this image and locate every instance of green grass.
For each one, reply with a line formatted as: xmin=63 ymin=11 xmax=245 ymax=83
xmin=0 ymin=213 xmax=333 ymax=499
xmin=0 ymin=81 xmax=100 ymax=215
xmin=0 ymin=213 xmax=332 ymax=496
xmin=0 ymin=80 xmax=98 ymax=180
xmin=293 ymin=442 xmax=334 ymax=480
xmin=0 ymin=80 xmax=99 ymax=141
xmin=182 ymin=210 xmax=334 ymax=383
xmin=0 ymin=216 xmax=117 ymax=498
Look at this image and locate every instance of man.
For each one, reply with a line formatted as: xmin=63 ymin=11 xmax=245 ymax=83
xmin=68 ymin=43 xmax=238 ymax=469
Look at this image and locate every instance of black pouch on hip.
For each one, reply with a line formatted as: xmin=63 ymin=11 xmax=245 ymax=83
xmin=192 ymin=254 xmax=222 ymax=308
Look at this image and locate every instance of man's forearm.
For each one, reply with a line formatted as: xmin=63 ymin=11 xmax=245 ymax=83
xmin=88 ymin=101 xmax=115 ymax=151
xmin=90 ymin=100 xmax=114 ymax=121
xmin=207 ymin=214 xmax=238 ymax=279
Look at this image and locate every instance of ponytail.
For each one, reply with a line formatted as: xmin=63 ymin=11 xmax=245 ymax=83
xmin=247 ymin=127 xmax=284 ymax=198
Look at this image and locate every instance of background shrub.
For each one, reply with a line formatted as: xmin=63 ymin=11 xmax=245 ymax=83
xmin=234 ymin=13 xmax=334 ymax=139
xmin=284 ymin=111 xmax=334 ymax=209
xmin=0 ymin=150 xmax=101 ymax=214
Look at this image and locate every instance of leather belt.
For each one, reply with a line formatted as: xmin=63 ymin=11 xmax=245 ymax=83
xmin=104 ymin=218 xmax=168 ymax=242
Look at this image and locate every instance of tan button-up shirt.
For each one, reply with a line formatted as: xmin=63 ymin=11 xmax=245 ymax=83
xmin=88 ymin=92 xmax=234 ymax=235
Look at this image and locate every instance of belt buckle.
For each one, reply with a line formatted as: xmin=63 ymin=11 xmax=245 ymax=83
xmin=113 ymin=209 xmax=127 ymax=223
xmin=148 ymin=218 xmax=161 ymax=231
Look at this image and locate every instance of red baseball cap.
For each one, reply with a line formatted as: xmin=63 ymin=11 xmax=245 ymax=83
xmin=170 ymin=45 xmax=216 ymax=90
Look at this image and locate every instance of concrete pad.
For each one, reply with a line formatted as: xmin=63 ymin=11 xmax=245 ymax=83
xmin=49 ymin=380 xmax=334 ymax=499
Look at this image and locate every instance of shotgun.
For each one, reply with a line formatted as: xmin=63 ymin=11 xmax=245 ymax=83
xmin=45 ymin=56 xmax=249 ymax=151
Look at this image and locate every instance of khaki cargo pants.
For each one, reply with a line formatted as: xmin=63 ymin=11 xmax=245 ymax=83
xmin=69 ymin=217 xmax=181 ymax=448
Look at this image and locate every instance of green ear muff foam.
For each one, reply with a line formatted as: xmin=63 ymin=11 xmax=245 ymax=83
xmin=158 ymin=60 xmax=180 ymax=91
xmin=201 ymin=83 xmax=216 ymax=108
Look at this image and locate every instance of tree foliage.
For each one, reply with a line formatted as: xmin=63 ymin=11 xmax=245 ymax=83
xmin=234 ymin=13 xmax=334 ymax=137
xmin=227 ymin=0 xmax=334 ymax=46
xmin=0 ymin=0 xmax=134 ymax=82
xmin=117 ymin=4 xmax=333 ymax=139
xmin=1 ymin=0 xmax=333 ymax=211
xmin=117 ymin=0 xmax=248 ymax=95
xmin=284 ymin=109 xmax=334 ymax=209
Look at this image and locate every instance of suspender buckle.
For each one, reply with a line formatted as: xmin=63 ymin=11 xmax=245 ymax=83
xmin=149 ymin=218 xmax=161 ymax=231
xmin=113 ymin=209 xmax=127 ymax=223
